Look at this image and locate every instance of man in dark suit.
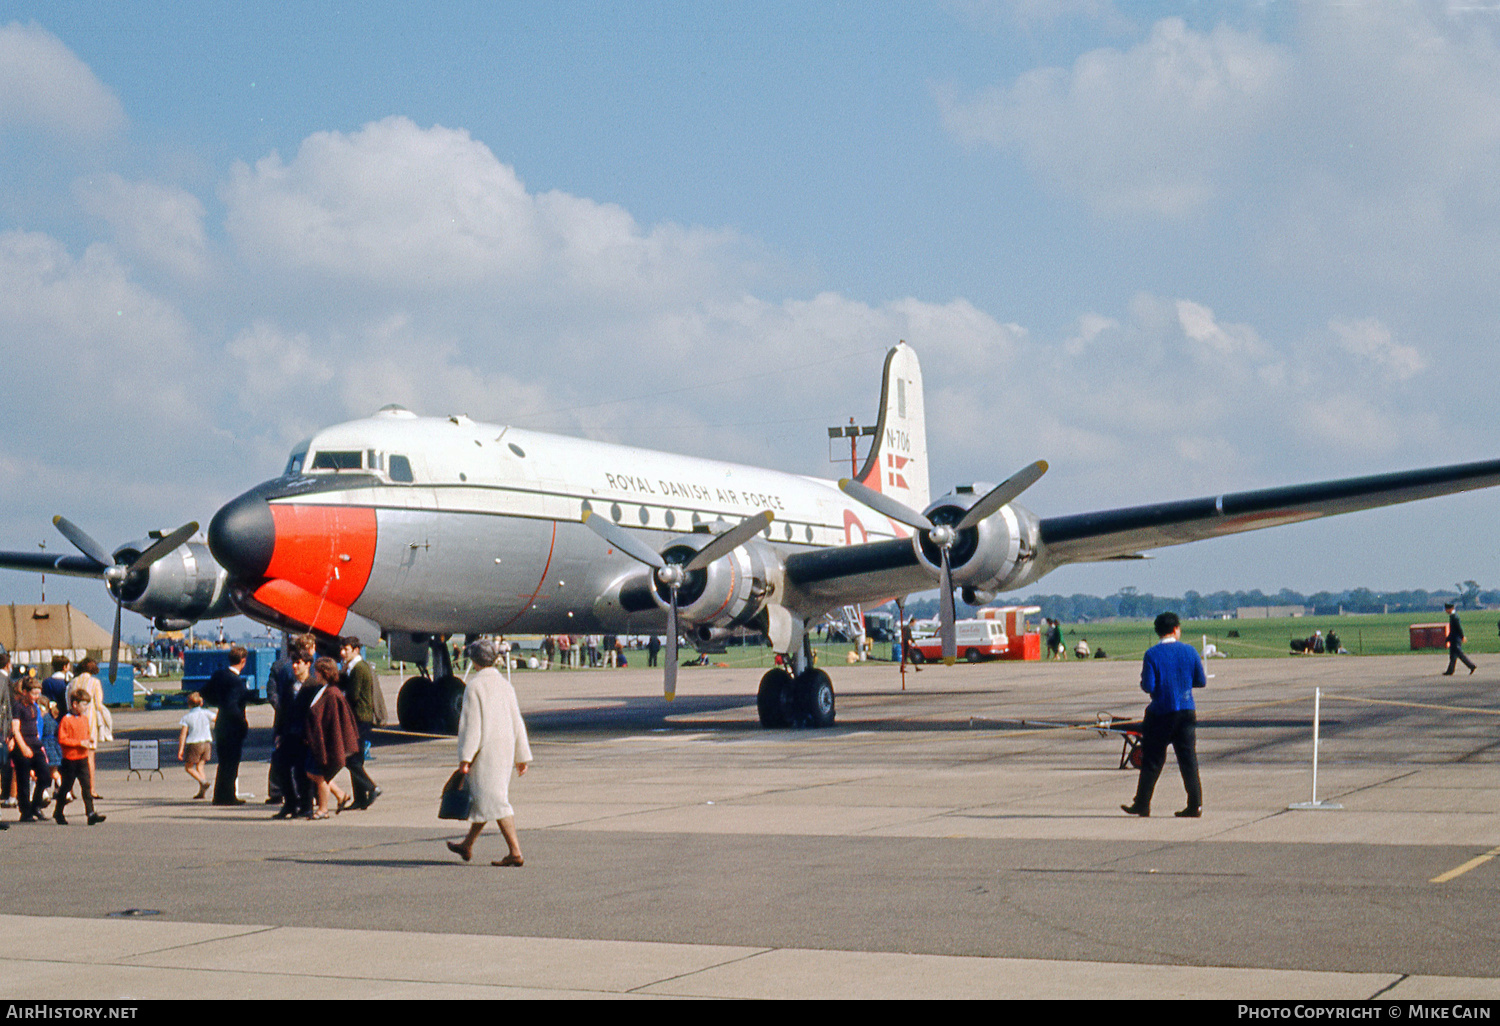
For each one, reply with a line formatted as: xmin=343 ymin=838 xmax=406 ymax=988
xmin=339 ymin=637 xmax=380 ymax=809
xmin=202 ymin=645 xmax=250 ymax=805
xmin=1444 ymin=603 xmax=1476 ymax=676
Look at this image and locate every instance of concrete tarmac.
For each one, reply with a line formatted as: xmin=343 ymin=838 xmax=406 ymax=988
xmin=4 ymin=651 xmax=1499 ymax=999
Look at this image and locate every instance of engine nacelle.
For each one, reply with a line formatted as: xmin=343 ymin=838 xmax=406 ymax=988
xmin=617 ymin=533 xmax=780 ymax=631
xmin=111 ymin=540 xmax=235 ymax=624
xmin=913 ymin=487 xmax=1042 ymax=595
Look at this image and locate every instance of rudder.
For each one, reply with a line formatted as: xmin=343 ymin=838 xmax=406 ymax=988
xmin=854 ymin=341 xmax=930 ymax=513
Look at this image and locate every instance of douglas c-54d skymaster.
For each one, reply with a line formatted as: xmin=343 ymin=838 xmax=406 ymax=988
xmin=6 ymin=342 xmax=1500 ymax=733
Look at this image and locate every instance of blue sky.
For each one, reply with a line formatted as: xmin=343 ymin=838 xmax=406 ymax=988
xmin=3 ymin=1 xmax=1499 ymax=633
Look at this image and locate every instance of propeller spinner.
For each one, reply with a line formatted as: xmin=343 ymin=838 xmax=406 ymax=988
xmin=840 ymin=460 xmax=1046 ymax=664
xmin=52 ymin=516 xmax=199 ymax=684
xmin=582 ymin=509 xmax=773 ymax=700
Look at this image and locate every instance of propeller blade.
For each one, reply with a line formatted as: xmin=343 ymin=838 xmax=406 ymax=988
xmin=664 ymin=590 xmax=679 ymax=701
xmin=52 ymin=516 xmax=113 ymax=568
xmin=109 ymin=595 xmax=123 ymax=684
xmin=127 ymin=521 xmax=199 ymax=575
xmin=581 ymin=510 xmax=665 ymax=569
xmin=838 ymin=478 xmax=933 ymax=532
xmin=939 ymin=549 xmax=957 ymax=665
xmin=956 ymin=461 xmax=1049 ymax=531
xmin=684 ymin=510 xmax=774 ymax=572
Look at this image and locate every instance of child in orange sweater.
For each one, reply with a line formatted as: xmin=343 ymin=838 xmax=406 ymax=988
xmin=54 ymin=693 xmax=104 ymax=825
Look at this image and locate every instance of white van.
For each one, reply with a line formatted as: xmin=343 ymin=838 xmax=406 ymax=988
xmin=908 ymin=619 xmax=1009 ymax=663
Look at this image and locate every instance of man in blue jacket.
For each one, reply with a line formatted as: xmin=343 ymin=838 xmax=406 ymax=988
xmin=1122 ymin=611 xmax=1206 ymax=818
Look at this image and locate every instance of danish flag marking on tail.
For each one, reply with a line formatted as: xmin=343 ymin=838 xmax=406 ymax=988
xmin=887 ymin=453 xmax=909 ymax=491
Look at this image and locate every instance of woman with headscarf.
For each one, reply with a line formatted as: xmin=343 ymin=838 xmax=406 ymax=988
xmin=445 ymin=638 xmax=532 ymax=866
xmin=301 ymin=657 xmax=360 ymax=819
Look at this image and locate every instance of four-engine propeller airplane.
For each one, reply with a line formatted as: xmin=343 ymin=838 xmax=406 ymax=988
xmin=5 ymin=341 xmax=1500 ymax=732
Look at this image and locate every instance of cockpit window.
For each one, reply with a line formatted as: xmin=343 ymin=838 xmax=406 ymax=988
xmin=388 ymin=455 xmax=414 ymax=483
xmin=284 ymin=450 xmax=307 ymax=477
xmin=310 ymin=450 xmax=363 ymax=472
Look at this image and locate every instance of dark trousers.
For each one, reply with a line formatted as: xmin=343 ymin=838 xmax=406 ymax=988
xmin=1132 ymin=709 xmax=1202 ymax=812
xmin=272 ymin=738 xmax=309 ymax=813
xmin=11 ymin=749 xmax=48 ymax=819
xmin=55 ymin=759 xmax=95 ymax=819
xmin=347 ymin=725 xmax=377 ymax=806
xmin=1447 ymin=644 xmax=1476 ymax=673
xmin=212 ymin=719 xmax=247 ymax=803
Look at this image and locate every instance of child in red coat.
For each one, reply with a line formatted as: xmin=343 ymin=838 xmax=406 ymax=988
xmin=54 ymin=693 xmax=105 ymax=825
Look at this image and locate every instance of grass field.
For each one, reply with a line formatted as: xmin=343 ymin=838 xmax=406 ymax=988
xmin=1051 ymin=610 xmax=1500 ymax=662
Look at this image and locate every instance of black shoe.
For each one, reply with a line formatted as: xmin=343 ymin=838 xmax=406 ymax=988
xmin=1175 ymin=806 xmax=1202 ymax=818
xmin=1443 ymin=671 xmax=1455 ymax=676
xmin=212 ymin=798 xmax=247 ymax=806
xmin=87 ymin=813 xmax=105 ymax=826
xmin=53 ymin=814 xmax=67 ymax=826
xmin=1121 ymin=803 xmax=1150 ymax=817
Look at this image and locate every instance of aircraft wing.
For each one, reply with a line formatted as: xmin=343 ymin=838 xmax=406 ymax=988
xmin=786 ymin=456 xmax=1500 ymax=608
xmin=0 ymin=551 xmax=107 ymax=579
xmin=1037 ymin=457 xmax=1500 ymax=565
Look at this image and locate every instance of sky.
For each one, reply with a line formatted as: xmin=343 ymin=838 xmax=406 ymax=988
xmin=2 ymin=0 xmax=1499 ymax=635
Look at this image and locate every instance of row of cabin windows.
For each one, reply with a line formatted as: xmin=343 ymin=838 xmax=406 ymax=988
xmin=291 ymin=456 xmax=818 ymax=541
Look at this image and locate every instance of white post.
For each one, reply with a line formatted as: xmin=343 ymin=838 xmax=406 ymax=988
xmin=1289 ymin=686 xmax=1342 ymax=810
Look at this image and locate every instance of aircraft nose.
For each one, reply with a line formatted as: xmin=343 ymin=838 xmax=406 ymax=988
xmin=208 ymin=490 xmax=275 ymax=580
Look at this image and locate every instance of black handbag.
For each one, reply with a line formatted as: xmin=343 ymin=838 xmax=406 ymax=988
xmin=438 ymin=769 xmax=472 ymax=820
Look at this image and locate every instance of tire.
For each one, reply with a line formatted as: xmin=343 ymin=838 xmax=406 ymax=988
xmin=909 ymin=649 xmax=925 ymax=665
xmin=396 ymin=676 xmax=432 ymax=732
xmin=965 ymin=648 xmax=981 ymax=663
xmin=797 ymin=669 xmax=836 ymax=729
xmin=757 ymin=668 xmax=794 ymax=728
xmin=433 ymin=675 xmax=466 ymax=735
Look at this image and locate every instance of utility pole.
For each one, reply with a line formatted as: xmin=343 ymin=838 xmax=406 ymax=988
xmin=827 ymin=417 xmax=876 ymax=478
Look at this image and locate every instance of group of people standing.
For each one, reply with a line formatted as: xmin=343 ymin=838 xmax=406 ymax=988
xmin=189 ymin=638 xmax=382 ymax=819
xmin=5 ymin=654 xmax=109 ymax=826
xmin=538 ymin=634 xmax=660 ymax=668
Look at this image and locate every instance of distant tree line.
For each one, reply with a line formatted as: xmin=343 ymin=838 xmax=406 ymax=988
xmin=887 ymin=581 xmax=1493 ymax=624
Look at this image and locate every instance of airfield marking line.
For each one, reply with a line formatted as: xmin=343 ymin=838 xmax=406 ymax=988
xmin=1322 ymin=694 xmax=1500 ymax=717
xmin=1430 ymin=844 xmax=1500 ymax=884
xmin=1205 ymin=696 xmax=1310 ymax=717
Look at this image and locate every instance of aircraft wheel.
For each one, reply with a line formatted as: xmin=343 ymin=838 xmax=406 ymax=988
xmin=396 ymin=676 xmax=433 ymax=732
xmin=757 ymin=668 xmax=794 ymax=728
xmin=909 ymin=649 xmax=925 ymax=665
xmin=965 ymin=648 xmax=981 ymax=663
xmin=795 ymin=669 xmax=836 ymax=729
xmin=433 ymin=674 xmax=467 ymax=735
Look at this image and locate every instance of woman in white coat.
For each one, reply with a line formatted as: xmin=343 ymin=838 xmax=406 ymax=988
xmin=446 ymin=638 xmax=532 ymax=866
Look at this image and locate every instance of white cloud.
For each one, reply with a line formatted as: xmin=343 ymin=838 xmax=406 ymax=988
xmin=222 ymin=116 xmax=752 ymax=307
xmin=940 ymin=17 xmax=1289 ymax=217
xmin=1328 ymin=317 xmax=1426 ymax=382
xmin=0 ymin=22 xmax=125 ymax=142
xmin=75 ymin=174 xmax=210 ymax=280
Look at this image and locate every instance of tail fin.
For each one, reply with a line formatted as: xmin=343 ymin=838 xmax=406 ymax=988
xmin=854 ymin=341 xmax=930 ymax=512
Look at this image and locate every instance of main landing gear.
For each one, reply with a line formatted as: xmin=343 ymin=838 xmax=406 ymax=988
xmin=757 ymin=666 xmax=835 ymax=729
xmin=396 ymin=635 xmax=466 ymax=735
